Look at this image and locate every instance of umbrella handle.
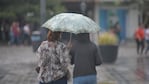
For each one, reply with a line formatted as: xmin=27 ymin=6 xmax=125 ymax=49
xmin=69 ymin=33 xmax=72 ymax=43
xmin=66 ymin=33 xmax=72 ymax=49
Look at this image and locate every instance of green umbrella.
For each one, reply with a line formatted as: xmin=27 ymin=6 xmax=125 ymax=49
xmin=42 ymin=13 xmax=100 ymax=34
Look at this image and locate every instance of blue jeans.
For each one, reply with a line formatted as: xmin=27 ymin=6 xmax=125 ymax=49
xmin=73 ymin=75 xmax=97 ymax=84
xmin=39 ymin=76 xmax=67 ymax=84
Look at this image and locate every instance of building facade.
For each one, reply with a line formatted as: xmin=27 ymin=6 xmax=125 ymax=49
xmin=63 ymin=0 xmax=140 ymax=40
xmin=94 ymin=0 xmax=139 ymax=40
xmin=62 ymin=0 xmax=95 ymax=18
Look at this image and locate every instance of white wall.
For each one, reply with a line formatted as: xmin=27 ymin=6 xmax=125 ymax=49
xmin=126 ymin=8 xmax=139 ymax=39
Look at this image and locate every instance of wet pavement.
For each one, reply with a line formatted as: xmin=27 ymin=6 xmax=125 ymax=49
xmin=0 ymin=43 xmax=149 ymax=84
xmin=97 ymin=43 xmax=149 ymax=84
xmin=102 ymin=57 xmax=149 ymax=84
xmin=0 ymin=46 xmax=38 ymax=84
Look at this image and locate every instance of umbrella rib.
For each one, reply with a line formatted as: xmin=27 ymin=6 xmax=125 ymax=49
xmin=88 ymin=18 xmax=99 ymax=32
xmin=82 ymin=17 xmax=92 ymax=32
xmin=57 ymin=15 xmax=67 ymax=32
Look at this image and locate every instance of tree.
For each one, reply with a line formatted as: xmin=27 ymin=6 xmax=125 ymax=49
xmin=0 ymin=0 xmax=66 ymax=28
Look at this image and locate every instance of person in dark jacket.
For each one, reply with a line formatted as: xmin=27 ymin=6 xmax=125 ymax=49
xmin=69 ymin=33 xmax=102 ymax=84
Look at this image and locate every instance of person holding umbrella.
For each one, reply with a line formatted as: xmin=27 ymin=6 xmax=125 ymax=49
xmin=41 ymin=13 xmax=101 ymax=84
xmin=36 ymin=30 xmax=70 ymax=84
xmin=69 ymin=33 xmax=102 ymax=84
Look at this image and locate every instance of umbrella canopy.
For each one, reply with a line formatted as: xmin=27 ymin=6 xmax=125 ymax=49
xmin=42 ymin=13 xmax=100 ymax=34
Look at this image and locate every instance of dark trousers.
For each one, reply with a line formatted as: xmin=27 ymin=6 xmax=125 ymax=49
xmin=14 ymin=36 xmax=19 ymax=45
xmin=145 ymin=40 xmax=149 ymax=54
xmin=23 ymin=34 xmax=31 ymax=45
xmin=136 ymin=39 xmax=145 ymax=54
xmin=39 ymin=76 xmax=67 ymax=84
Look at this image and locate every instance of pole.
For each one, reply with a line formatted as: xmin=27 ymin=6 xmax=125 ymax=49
xmin=140 ymin=4 xmax=143 ymax=24
xmin=40 ymin=0 xmax=46 ymax=25
xmin=80 ymin=0 xmax=86 ymax=15
xmin=138 ymin=0 xmax=144 ymax=24
xmin=40 ymin=0 xmax=47 ymax=41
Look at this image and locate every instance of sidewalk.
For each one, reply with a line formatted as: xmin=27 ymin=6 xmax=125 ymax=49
xmin=1 ymin=41 xmax=149 ymax=84
xmin=97 ymin=42 xmax=149 ymax=84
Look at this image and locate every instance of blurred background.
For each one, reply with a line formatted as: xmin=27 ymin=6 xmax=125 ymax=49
xmin=1 ymin=0 xmax=149 ymax=84
xmin=1 ymin=0 xmax=149 ymax=44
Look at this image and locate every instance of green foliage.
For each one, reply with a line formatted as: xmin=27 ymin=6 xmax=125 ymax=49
xmin=0 ymin=0 xmax=66 ymax=26
xmin=46 ymin=0 xmax=66 ymax=19
xmin=0 ymin=12 xmax=16 ymax=19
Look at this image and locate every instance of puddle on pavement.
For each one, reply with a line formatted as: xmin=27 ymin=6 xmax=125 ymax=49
xmin=116 ymin=66 xmax=129 ymax=72
xmin=0 ymin=68 xmax=8 ymax=80
xmin=135 ymin=57 xmax=149 ymax=80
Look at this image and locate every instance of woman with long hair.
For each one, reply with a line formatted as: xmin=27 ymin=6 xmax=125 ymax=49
xmin=36 ymin=30 xmax=70 ymax=84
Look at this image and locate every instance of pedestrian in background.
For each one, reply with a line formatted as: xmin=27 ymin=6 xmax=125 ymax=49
xmin=23 ymin=23 xmax=31 ymax=45
xmin=113 ymin=22 xmax=121 ymax=42
xmin=36 ymin=30 xmax=70 ymax=84
xmin=70 ymin=33 xmax=102 ymax=84
xmin=134 ymin=25 xmax=145 ymax=55
xmin=9 ymin=22 xmax=14 ymax=45
xmin=1 ymin=22 xmax=10 ymax=43
xmin=145 ymin=26 xmax=149 ymax=54
xmin=9 ymin=22 xmax=20 ymax=45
